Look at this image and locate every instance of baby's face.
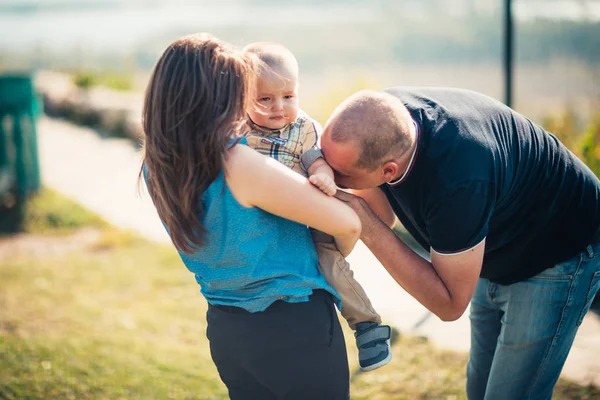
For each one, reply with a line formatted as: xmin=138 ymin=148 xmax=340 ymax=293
xmin=248 ymin=67 xmax=299 ymax=130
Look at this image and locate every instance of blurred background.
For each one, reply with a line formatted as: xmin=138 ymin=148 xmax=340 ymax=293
xmin=2 ymin=0 xmax=599 ymax=162
xmin=1 ymin=0 xmax=599 ymax=121
xmin=1 ymin=1 xmax=600 ymax=399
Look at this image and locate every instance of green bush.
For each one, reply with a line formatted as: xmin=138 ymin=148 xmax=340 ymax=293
xmin=72 ymin=71 xmax=134 ymax=92
xmin=542 ymin=109 xmax=584 ymax=157
xmin=73 ymin=72 xmax=97 ymax=90
xmin=543 ymin=109 xmax=600 ymax=176
xmin=580 ymin=114 xmax=600 ymax=177
xmin=101 ymin=72 xmax=134 ymax=91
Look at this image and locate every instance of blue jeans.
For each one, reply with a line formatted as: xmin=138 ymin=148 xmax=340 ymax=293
xmin=467 ymin=243 xmax=600 ymax=400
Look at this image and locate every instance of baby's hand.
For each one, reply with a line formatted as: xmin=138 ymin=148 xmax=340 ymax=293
xmin=309 ymin=173 xmax=337 ymax=196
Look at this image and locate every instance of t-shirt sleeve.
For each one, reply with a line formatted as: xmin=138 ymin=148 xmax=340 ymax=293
xmin=426 ymin=181 xmax=495 ymax=255
xmin=299 ymin=118 xmax=324 ymax=172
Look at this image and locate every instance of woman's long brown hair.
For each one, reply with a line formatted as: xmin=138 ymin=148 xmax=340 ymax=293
xmin=139 ymin=34 xmax=252 ymax=254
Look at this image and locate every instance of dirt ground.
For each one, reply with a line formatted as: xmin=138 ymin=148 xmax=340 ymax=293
xmin=0 ymin=228 xmax=102 ymax=260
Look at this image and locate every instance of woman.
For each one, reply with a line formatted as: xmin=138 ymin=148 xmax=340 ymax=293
xmin=140 ymin=33 xmax=360 ymax=399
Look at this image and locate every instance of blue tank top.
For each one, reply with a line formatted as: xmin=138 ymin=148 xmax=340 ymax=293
xmin=151 ymin=140 xmax=339 ymax=312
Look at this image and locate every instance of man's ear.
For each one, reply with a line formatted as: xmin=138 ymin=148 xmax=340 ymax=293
xmin=382 ymin=161 xmax=399 ymax=182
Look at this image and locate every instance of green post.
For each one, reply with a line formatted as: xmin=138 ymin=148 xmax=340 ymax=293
xmin=0 ymin=73 xmax=42 ymax=233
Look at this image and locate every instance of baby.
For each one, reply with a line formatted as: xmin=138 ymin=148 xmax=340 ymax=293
xmin=243 ymin=42 xmax=392 ymax=372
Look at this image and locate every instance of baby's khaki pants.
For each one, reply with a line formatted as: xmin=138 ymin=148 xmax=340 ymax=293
xmin=311 ymin=230 xmax=381 ymax=329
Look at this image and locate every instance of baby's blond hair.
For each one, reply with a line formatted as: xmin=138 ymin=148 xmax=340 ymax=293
xmin=243 ymin=42 xmax=299 ymax=78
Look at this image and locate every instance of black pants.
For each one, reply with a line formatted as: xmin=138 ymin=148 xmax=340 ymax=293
xmin=206 ymin=290 xmax=350 ymax=400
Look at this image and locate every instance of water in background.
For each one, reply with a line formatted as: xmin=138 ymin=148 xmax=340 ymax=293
xmin=0 ymin=2 xmax=381 ymax=52
xmin=1 ymin=0 xmax=599 ymax=53
xmin=1 ymin=0 xmax=599 ymax=122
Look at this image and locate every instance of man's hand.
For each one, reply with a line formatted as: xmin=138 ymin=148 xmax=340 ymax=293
xmin=334 ymin=190 xmax=380 ymax=238
xmin=309 ymin=173 xmax=337 ymax=196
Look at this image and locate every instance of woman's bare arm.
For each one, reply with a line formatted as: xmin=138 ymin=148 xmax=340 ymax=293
xmin=225 ymin=144 xmax=361 ymax=256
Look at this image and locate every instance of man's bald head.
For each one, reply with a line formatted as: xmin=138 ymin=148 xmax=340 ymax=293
xmin=325 ymin=90 xmax=415 ymax=170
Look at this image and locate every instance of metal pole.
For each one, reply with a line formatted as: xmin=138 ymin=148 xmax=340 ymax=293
xmin=504 ymin=0 xmax=513 ymax=108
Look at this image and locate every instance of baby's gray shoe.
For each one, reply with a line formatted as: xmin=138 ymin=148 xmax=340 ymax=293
xmin=355 ymin=321 xmax=392 ymax=371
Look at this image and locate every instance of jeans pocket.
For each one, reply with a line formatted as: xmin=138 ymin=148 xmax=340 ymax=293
xmin=530 ymin=257 xmax=580 ymax=282
xmin=577 ymin=271 xmax=600 ymax=326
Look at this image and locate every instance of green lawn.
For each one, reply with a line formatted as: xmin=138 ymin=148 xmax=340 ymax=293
xmin=22 ymin=188 xmax=108 ymax=235
xmin=1 ymin=190 xmax=598 ymax=399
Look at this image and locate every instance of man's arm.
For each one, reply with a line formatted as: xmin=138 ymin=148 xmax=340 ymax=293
xmin=335 ymin=189 xmax=483 ymax=321
xmin=351 ymin=188 xmax=397 ymax=228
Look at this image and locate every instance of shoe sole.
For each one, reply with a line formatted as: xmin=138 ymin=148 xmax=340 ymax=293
xmin=359 ymin=339 xmax=392 ymax=372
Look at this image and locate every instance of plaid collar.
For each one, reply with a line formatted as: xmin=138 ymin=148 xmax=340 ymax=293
xmin=247 ymin=116 xmax=292 ymax=136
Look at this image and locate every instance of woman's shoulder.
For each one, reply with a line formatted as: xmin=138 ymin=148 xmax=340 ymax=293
xmin=225 ymin=140 xmax=272 ymax=183
xmin=223 ymin=142 xmax=264 ymax=208
xmin=227 ymin=135 xmax=247 ymax=149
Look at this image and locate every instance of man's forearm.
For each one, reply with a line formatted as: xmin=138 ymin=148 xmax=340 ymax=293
xmin=360 ymin=216 xmax=458 ymax=320
xmin=334 ymin=190 xmax=477 ymax=321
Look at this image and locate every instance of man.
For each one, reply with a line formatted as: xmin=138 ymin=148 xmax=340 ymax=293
xmin=319 ymin=87 xmax=600 ymax=399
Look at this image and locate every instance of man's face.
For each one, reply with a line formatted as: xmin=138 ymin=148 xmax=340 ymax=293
xmin=321 ymin=131 xmax=388 ymax=190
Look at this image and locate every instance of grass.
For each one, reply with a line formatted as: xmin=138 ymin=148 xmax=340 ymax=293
xmin=22 ymin=188 xmax=108 ymax=235
xmin=1 ymin=190 xmax=599 ymax=399
xmin=350 ymin=334 xmax=599 ymax=400
xmin=0 ymin=241 xmax=225 ymax=400
xmin=73 ymin=71 xmax=135 ymax=92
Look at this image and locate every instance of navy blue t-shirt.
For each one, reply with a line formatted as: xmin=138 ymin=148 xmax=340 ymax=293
xmin=381 ymin=87 xmax=600 ymax=284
